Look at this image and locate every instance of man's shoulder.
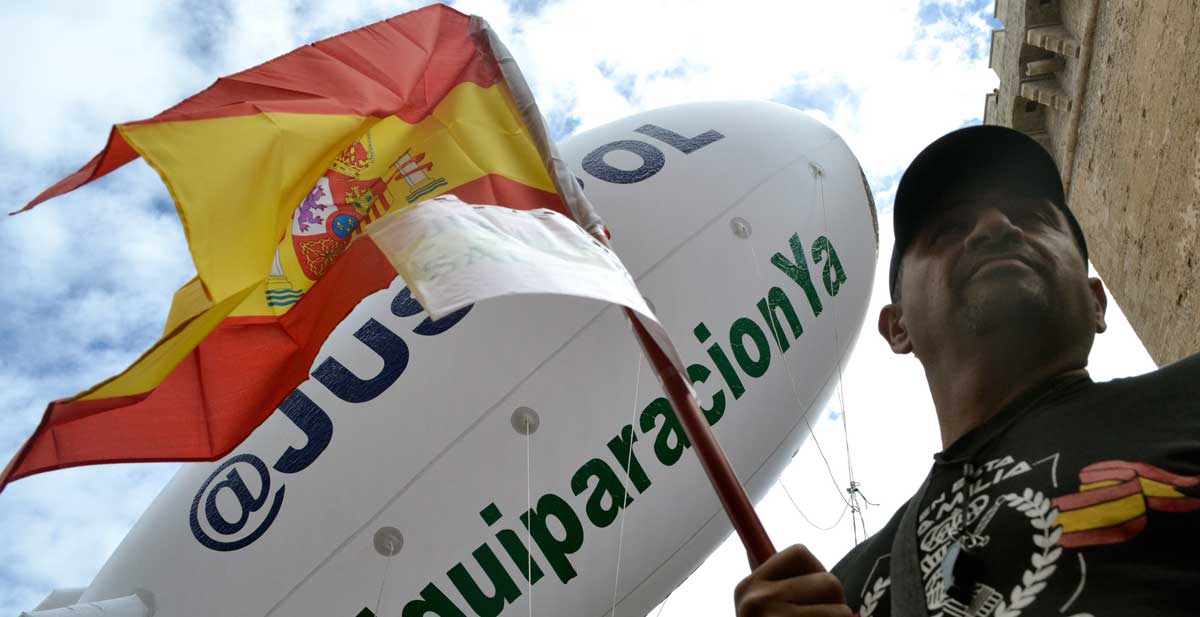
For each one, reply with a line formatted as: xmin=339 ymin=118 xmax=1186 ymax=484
xmin=831 ymin=498 xmax=914 ymax=612
xmin=831 ymin=497 xmax=909 ymax=581
xmin=1150 ymin=350 xmax=1200 ymax=381
xmin=1095 ymin=350 xmax=1200 ymax=402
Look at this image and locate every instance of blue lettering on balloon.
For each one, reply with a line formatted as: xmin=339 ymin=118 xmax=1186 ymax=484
xmin=392 ymin=287 xmax=474 ymax=336
xmin=313 ymin=319 xmax=410 ymax=403
xmin=205 ymin=470 xmax=266 ymax=535
xmin=581 ymin=125 xmax=724 ymax=185
xmin=413 ymin=305 xmax=473 ymax=336
xmin=190 ymin=454 xmax=285 ymax=552
xmin=192 ymin=287 xmax=476 ymax=552
xmin=634 ymin=124 xmax=725 ymax=154
xmin=272 ymin=390 xmax=333 ymax=474
xmin=391 ymin=287 xmax=424 ymax=318
xmin=582 ymin=140 xmax=665 ymax=184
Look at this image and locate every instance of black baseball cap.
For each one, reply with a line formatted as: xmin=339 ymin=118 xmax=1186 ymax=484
xmin=888 ymin=125 xmax=1088 ymax=299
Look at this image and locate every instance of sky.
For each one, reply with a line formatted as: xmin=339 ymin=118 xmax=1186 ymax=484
xmin=0 ymin=0 xmax=1157 ymax=615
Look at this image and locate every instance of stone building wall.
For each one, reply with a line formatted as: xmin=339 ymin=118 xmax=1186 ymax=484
xmin=984 ymin=0 xmax=1200 ymax=366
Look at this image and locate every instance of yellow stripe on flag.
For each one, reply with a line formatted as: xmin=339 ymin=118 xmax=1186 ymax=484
xmin=121 ymin=114 xmax=369 ymax=302
xmin=162 ymin=277 xmax=213 ymax=336
xmin=81 ymin=285 xmax=259 ymax=401
xmin=1139 ymin=478 xmax=1187 ymax=498
xmin=1056 ymin=493 xmax=1146 ymax=533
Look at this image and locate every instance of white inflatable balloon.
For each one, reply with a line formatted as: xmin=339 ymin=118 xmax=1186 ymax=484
xmin=35 ymin=101 xmax=876 ymax=617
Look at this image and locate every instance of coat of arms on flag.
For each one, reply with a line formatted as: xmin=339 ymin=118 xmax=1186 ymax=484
xmin=267 ymin=130 xmax=451 ymax=314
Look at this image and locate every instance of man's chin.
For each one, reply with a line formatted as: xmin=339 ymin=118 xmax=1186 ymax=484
xmin=959 ymin=278 xmax=1050 ymax=335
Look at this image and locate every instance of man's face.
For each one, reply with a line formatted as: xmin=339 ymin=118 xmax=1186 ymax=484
xmin=884 ymin=181 xmax=1105 ymax=361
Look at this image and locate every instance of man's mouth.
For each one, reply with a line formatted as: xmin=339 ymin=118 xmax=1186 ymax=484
xmin=969 ymin=255 xmax=1037 ymax=279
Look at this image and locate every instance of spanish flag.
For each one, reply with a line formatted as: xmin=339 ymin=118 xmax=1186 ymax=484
xmin=1 ymin=4 xmax=596 ymax=491
xmin=1053 ymin=460 xmax=1200 ymax=548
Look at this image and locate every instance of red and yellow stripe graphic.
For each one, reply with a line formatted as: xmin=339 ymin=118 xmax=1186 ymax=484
xmin=2 ymin=4 xmax=568 ymax=490
xmin=1052 ymin=460 xmax=1200 ymax=548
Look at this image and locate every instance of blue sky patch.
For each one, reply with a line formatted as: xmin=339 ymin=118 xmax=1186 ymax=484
xmin=597 ymin=62 xmax=638 ymax=102
xmin=775 ymin=79 xmax=857 ymax=117
xmin=547 ymin=109 xmax=583 ymax=141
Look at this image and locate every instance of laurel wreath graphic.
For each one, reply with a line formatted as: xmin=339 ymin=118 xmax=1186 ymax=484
xmin=859 ymin=575 xmax=890 ymax=617
xmin=994 ymin=488 xmax=1062 ymax=617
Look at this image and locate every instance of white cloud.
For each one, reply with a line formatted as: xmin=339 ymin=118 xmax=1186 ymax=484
xmin=461 ymin=0 xmax=999 ymax=193
xmin=0 ymin=2 xmax=207 ymax=164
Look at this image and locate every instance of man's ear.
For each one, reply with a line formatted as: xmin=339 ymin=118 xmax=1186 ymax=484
xmin=878 ymin=303 xmax=914 ymax=354
xmin=1088 ymin=277 xmax=1108 ymax=334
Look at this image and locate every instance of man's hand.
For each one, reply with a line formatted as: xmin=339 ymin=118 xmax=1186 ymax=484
xmin=734 ymin=544 xmax=852 ymax=616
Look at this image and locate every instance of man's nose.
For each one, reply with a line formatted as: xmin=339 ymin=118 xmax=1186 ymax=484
xmin=964 ymin=208 xmax=1023 ymax=252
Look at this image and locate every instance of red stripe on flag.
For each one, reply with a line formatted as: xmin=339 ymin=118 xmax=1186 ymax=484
xmin=447 ymin=173 xmax=569 ymax=216
xmin=1051 ymin=477 xmax=1144 ymax=511
xmin=1146 ymin=496 xmax=1200 ymax=512
xmin=135 ymin=5 xmax=498 ymax=125
xmin=1080 ymin=460 xmax=1200 ymax=488
xmin=0 ymin=240 xmax=397 ymax=490
xmin=17 ymin=4 xmax=499 ymax=213
xmin=13 ymin=128 xmax=139 ymax=214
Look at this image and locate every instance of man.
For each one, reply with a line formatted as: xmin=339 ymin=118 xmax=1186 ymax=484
xmin=735 ymin=125 xmax=1199 ymax=616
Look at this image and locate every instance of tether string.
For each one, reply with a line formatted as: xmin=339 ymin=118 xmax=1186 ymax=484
xmin=811 ymin=163 xmax=868 ymax=542
xmin=780 ymin=479 xmax=851 ymax=531
xmin=610 ymin=352 xmax=643 ymax=617
xmin=526 ymin=414 xmax=533 ymax=617
xmin=652 ymin=590 xmax=673 ymax=617
xmin=744 ymin=237 xmax=852 ymax=514
xmin=374 ymin=536 xmax=394 ymax=615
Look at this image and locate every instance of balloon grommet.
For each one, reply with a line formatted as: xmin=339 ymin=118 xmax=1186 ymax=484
xmin=512 ymin=406 xmax=540 ymax=435
xmin=731 ymin=217 xmax=752 ymax=239
xmin=374 ymin=527 xmax=404 ymax=557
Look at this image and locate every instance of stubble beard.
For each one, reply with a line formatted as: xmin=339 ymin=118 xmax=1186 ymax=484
xmin=956 ymin=272 xmax=1053 ymax=338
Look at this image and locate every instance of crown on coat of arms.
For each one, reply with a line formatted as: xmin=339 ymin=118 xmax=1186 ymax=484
xmin=330 ymin=134 xmax=375 ymax=178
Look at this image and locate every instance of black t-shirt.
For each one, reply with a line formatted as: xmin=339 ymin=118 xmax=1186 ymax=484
xmin=832 ymin=353 xmax=1200 ymax=616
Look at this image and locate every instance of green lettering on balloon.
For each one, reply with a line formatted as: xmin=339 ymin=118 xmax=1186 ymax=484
xmin=687 ymin=363 xmax=726 ymax=425
xmin=695 ymin=322 xmax=745 ymax=399
xmin=570 ymin=458 xmax=633 ymax=528
xmin=810 ymin=235 xmax=847 ymax=296
xmin=446 ymin=543 xmax=522 ymax=617
xmin=639 ymin=397 xmax=692 ymax=466
xmin=756 ymin=286 xmax=804 ymax=353
xmin=771 ymin=233 xmax=823 ymax=317
xmin=730 ymin=317 xmax=771 ymax=378
xmin=400 ymin=583 xmax=469 ymax=617
xmin=606 ymin=425 xmax=652 ymax=494
xmin=519 ymin=494 xmax=585 ymax=584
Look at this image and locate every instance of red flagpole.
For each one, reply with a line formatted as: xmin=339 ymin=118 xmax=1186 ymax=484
xmin=623 ymin=307 xmax=776 ymax=568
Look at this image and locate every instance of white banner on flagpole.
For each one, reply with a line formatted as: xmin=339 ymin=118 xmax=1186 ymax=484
xmin=367 ymin=195 xmax=684 ymax=373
